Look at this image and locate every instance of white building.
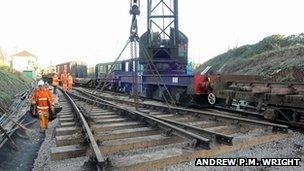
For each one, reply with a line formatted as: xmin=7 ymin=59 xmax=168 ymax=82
xmin=11 ymin=50 xmax=40 ymax=79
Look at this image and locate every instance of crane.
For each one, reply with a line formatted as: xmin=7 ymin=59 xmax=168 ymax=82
xmin=139 ymin=0 xmax=188 ymax=74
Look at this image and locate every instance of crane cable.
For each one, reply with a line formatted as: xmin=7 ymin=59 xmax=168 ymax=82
xmin=84 ymin=0 xmax=177 ymax=115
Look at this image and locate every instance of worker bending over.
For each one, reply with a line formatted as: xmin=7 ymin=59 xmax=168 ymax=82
xmin=31 ymin=80 xmax=54 ymax=132
xmin=61 ymin=70 xmax=68 ymax=91
xmin=52 ymin=73 xmax=59 ymax=94
xmin=67 ymin=73 xmax=73 ymax=91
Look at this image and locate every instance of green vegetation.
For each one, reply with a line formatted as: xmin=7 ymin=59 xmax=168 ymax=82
xmin=0 ymin=66 xmax=33 ymax=111
xmin=279 ymin=73 xmax=294 ymax=83
xmin=197 ymin=33 xmax=304 ymax=74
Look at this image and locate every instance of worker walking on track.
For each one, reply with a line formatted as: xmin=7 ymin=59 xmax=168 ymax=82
xmin=44 ymin=82 xmax=55 ymax=105
xmin=61 ymin=70 xmax=68 ymax=91
xmin=31 ymin=80 xmax=54 ymax=133
xmin=52 ymin=73 xmax=59 ymax=94
xmin=67 ymin=73 xmax=73 ymax=91
xmin=44 ymin=82 xmax=56 ymax=120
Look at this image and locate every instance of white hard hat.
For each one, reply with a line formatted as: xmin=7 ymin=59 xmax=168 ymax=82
xmin=38 ymin=80 xmax=44 ymax=86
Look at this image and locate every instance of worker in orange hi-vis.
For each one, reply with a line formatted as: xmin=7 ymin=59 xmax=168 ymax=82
xmin=44 ymin=82 xmax=56 ymax=118
xmin=31 ymin=80 xmax=54 ymax=133
xmin=52 ymin=73 xmax=59 ymax=94
xmin=60 ymin=70 xmax=68 ymax=91
xmin=67 ymin=73 xmax=73 ymax=91
xmin=44 ymin=82 xmax=55 ymax=105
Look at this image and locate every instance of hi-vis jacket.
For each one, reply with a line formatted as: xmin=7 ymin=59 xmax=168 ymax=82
xmin=52 ymin=75 xmax=59 ymax=86
xmin=31 ymin=88 xmax=54 ymax=112
xmin=61 ymin=74 xmax=68 ymax=85
xmin=68 ymin=75 xmax=73 ymax=85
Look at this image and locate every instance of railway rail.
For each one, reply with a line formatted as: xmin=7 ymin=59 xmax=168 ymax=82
xmin=49 ymin=87 xmax=290 ymax=170
xmin=50 ymin=89 xmax=105 ymax=170
xmin=74 ymin=87 xmax=288 ymax=132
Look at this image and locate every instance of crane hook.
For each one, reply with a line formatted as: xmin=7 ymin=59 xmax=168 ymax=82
xmin=130 ymin=0 xmax=140 ymax=16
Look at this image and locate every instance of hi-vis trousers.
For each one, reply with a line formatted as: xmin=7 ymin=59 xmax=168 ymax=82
xmin=38 ymin=110 xmax=49 ymax=130
xmin=63 ymin=83 xmax=68 ymax=91
xmin=68 ymin=83 xmax=73 ymax=91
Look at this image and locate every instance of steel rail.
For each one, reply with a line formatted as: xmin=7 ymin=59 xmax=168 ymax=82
xmin=75 ymin=88 xmax=233 ymax=145
xmin=162 ymin=106 xmax=289 ymax=132
xmin=62 ymin=90 xmax=105 ymax=170
xmin=151 ymin=116 xmax=233 ymax=145
xmin=67 ymin=91 xmax=211 ymax=149
xmin=213 ymin=105 xmax=264 ymax=118
xmin=75 ymin=87 xmax=289 ymax=132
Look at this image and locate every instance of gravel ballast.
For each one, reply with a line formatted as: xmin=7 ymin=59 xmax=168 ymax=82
xmin=32 ymin=118 xmax=58 ymax=171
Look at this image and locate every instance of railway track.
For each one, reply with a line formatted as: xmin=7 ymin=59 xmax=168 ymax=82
xmin=74 ymin=87 xmax=289 ymax=131
xmin=50 ymin=88 xmax=290 ymax=170
xmin=77 ymin=88 xmax=272 ymax=122
xmin=50 ymin=89 xmax=104 ymax=170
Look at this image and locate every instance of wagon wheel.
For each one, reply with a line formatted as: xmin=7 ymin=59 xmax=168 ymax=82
xmin=207 ymin=93 xmax=216 ymax=105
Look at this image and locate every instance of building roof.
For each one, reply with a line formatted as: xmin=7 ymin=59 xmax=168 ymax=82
xmin=12 ymin=50 xmax=36 ymax=57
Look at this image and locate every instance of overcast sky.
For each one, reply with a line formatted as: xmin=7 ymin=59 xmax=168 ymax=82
xmin=0 ymin=0 xmax=303 ymax=68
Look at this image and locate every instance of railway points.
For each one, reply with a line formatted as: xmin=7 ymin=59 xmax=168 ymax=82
xmin=43 ymin=88 xmax=290 ymax=170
